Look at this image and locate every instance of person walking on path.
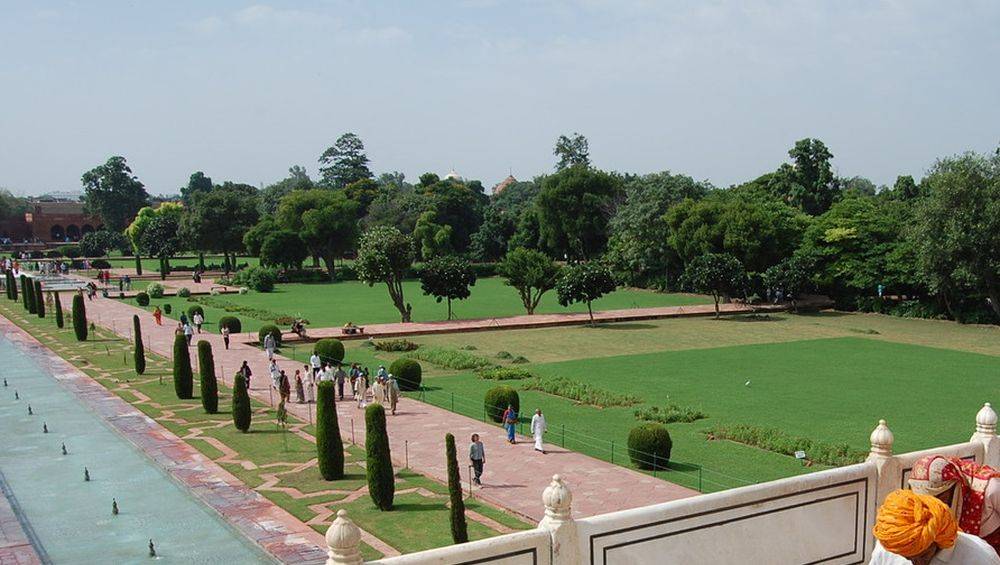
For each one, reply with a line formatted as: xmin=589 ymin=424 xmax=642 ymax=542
xmin=278 ymin=370 xmax=291 ymax=404
xmin=310 ymin=352 xmax=322 ymax=378
xmin=470 ymin=434 xmax=485 ymax=486
xmin=153 ymin=306 xmax=162 ymax=326
xmin=239 ymin=361 xmax=252 ymax=390
xmin=192 ymin=311 xmax=204 ymax=334
xmin=269 ymin=359 xmax=281 ymax=391
xmin=294 ymin=370 xmax=305 ymax=404
xmin=387 ymin=374 xmax=400 ymax=415
xmin=221 ymin=326 xmax=230 ymax=350
xmin=183 ymin=322 xmax=194 ymax=346
xmin=531 ymin=409 xmax=547 ymax=454
xmin=355 ymin=372 xmax=368 ymax=409
xmin=502 ymin=405 xmax=518 ymax=444
xmin=305 ymin=365 xmax=315 ymax=403
xmin=263 ymin=332 xmax=276 ymax=360
xmin=179 ymin=312 xmax=188 ymax=326
xmin=334 ymin=364 xmax=347 ymax=401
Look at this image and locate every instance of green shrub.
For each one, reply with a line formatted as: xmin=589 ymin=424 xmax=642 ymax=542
xmin=57 ymin=244 xmax=81 ymax=258
xmin=133 ymin=315 xmax=145 ymax=375
xmin=147 ymin=283 xmax=165 ymax=298
xmin=72 ymin=294 xmax=87 ymax=341
xmin=314 ymin=338 xmax=345 ymax=365
xmin=187 ymin=305 xmax=204 ymax=320
xmin=232 ymin=266 xmax=277 ymax=292
xmin=163 ymin=303 xmax=172 ymax=314
xmin=476 ymin=367 xmax=534 ymax=381
xmin=634 ymin=404 xmax=707 ymax=424
xmin=445 ymin=433 xmax=468 ymax=543
xmin=484 ymin=386 xmax=519 ymax=423
xmin=316 ymin=381 xmax=344 ymax=480
xmin=705 ymin=424 xmax=866 ymax=467
xmin=258 ymin=324 xmax=282 ymax=347
xmin=172 ymin=334 xmax=193 ymax=399
xmin=232 ymin=371 xmax=252 ymax=432
xmin=24 ymin=276 xmax=35 ymax=313
xmin=404 ymin=347 xmax=495 ymax=371
xmin=218 ymin=316 xmax=242 ymax=333
xmin=458 ymin=344 xmax=477 ymax=350
xmin=495 ymin=351 xmax=513 ymax=360
xmin=511 ymin=356 xmax=529 ymax=364
xmin=197 ymin=341 xmax=218 ymax=413
xmin=365 ymin=404 xmax=394 ymax=511
xmin=628 ymin=423 xmax=672 ymax=470
xmin=373 ymin=339 xmax=419 ymax=352
xmin=135 ymin=292 xmax=150 ymax=306
xmin=54 ymin=293 xmax=64 ymax=328
xmin=34 ymin=281 xmax=44 ymax=318
xmin=188 ymin=295 xmax=294 ymax=324
xmin=389 ymin=359 xmax=422 ymax=391
xmin=522 ymin=376 xmax=640 ymax=408
xmin=177 ymin=287 xmax=191 ymax=298
xmin=19 ymin=275 xmax=28 ymax=310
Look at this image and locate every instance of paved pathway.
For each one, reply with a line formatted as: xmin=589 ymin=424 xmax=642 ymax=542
xmin=0 ymin=315 xmax=328 ymax=564
xmin=0 ymin=473 xmax=43 ymax=565
xmin=83 ymin=294 xmax=699 ymax=521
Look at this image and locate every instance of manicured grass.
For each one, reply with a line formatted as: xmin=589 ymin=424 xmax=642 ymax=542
xmin=124 ymin=277 xmax=708 ymax=333
xmin=105 ymin=255 xmax=260 ymax=271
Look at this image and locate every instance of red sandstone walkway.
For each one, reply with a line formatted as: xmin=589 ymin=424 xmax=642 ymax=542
xmin=0 ymin=474 xmax=42 ymax=565
xmin=84 ymin=294 xmax=699 ymax=521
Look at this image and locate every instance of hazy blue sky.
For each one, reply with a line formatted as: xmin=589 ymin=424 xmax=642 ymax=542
xmin=1 ymin=1 xmax=998 ymax=196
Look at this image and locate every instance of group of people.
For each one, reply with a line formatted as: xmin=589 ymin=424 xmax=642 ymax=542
xmin=870 ymin=454 xmax=1000 ymax=564
xmin=170 ymin=310 xmax=205 ymax=345
xmin=500 ymin=405 xmax=548 ymax=453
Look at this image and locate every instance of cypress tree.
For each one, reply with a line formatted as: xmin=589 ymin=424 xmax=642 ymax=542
xmin=10 ymin=272 xmax=18 ymax=301
xmin=25 ymin=278 xmax=35 ymax=313
xmin=5 ymin=272 xmax=11 ymax=300
xmin=72 ymin=294 xmax=87 ymax=341
xmin=54 ymin=292 xmax=64 ymax=328
xmin=365 ymin=403 xmax=394 ymax=511
xmin=134 ymin=254 xmax=143 ymax=275
xmin=232 ymin=371 xmax=252 ymax=432
xmin=316 ymin=381 xmax=344 ymax=480
xmin=445 ymin=433 xmax=469 ymax=543
xmin=133 ymin=315 xmax=146 ymax=375
xmin=21 ymin=275 xmax=32 ymax=312
xmin=34 ymin=280 xmax=45 ymax=318
xmin=172 ymin=334 xmax=193 ymax=399
xmin=197 ymin=340 xmax=218 ymax=413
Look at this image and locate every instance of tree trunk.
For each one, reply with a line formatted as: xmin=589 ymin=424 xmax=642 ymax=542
xmin=447 ymin=298 xmax=453 ymax=320
xmin=320 ymin=254 xmax=337 ymax=282
xmin=713 ymin=294 xmax=720 ymax=319
xmin=387 ymin=279 xmax=411 ymax=322
xmin=587 ymin=301 xmax=594 ymax=326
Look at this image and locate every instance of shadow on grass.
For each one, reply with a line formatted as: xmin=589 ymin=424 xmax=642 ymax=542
xmin=591 ymin=323 xmax=658 ymax=330
xmin=391 ymin=502 xmax=445 ymax=513
xmin=667 ymin=461 xmax=701 ymax=473
xmin=720 ymin=314 xmax=785 ymax=323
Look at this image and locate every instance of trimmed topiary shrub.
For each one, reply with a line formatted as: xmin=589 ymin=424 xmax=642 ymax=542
xmin=372 ymin=339 xmax=419 ymax=352
xmin=197 ymin=341 xmax=218 ymax=413
xmin=313 ymin=338 xmax=345 ymax=365
xmin=54 ymin=293 xmax=64 ymax=328
xmin=445 ymin=433 xmax=468 ymax=543
xmin=232 ymin=370 xmax=251 ymax=432
xmin=218 ymin=316 xmax=242 ymax=334
xmin=389 ymin=358 xmax=422 ymax=391
xmin=316 ymin=381 xmax=344 ymax=480
xmin=258 ymin=324 xmax=282 ymax=347
xmin=484 ymin=385 xmax=519 ymax=423
xmin=133 ymin=315 xmax=145 ymax=375
xmin=147 ymin=282 xmax=165 ymax=298
xmin=24 ymin=276 xmax=35 ymax=314
xmin=627 ymin=423 xmax=672 ymax=470
xmin=135 ymin=291 xmax=150 ymax=306
xmin=34 ymin=280 xmax=45 ymax=318
xmin=365 ymin=403 xmax=394 ymax=511
xmin=177 ymin=287 xmax=191 ymax=298
xmin=72 ymin=294 xmax=87 ymax=341
xmin=163 ymin=303 xmax=172 ymax=314
xmin=187 ymin=305 xmax=204 ymax=320
xmin=172 ymin=334 xmax=193 ymax=399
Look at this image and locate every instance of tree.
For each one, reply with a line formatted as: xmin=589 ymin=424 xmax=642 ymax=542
xmin=416 ymin=178 xmax=487 ymax=254
xmin=259 ymin=166 xmax=314 ymax=216
xmin=757 ymin=139 xmax=841 ymax=216
xmin=364 ymin=189 xmax=430 ymax=235
xmin=23 ymin=275 xmax=35 ymax=313
xmin=81 ymin=156 xmax=150 ymax=231
xmin=470 ymin=206 xmax=517 ymax=262
xmin=180 ymin=183 xmax=260 ymax=266
xmin=79 ymin=230 xmax=130 ymax=257
xmin=8 ymin=272 xmax=16 ymax=301
xmin=498 ymin=248 xmax=561 ymax=315
xmin=412 ymin=210 xmax=453 ymax=260
xmin=299 ymin=195 xmax=360 ymax=280
xmin=913 ymin=151 xmax=1000 ymax=321
xmin=172 ymin=334 xmax=193 ymax=399
xmin=259 ymin=230 xmax=308 ymax=270
xmin=242 ymin=217 xmax=276 ymax=256
xmin=133 ymin=315 xmax=146 ymax=375
xmin=343 ymin=178 xmax=379 ymax=217
xmin=316 ymin=381 xmax=345 ymax=480
xmin=34 ymin=280 xmax=44 ymax=318
xmin=445 ymin=433 xmax=468 ymax=543
xmin=134 ymin=203 xmax=182 ymax=280
xmin=420 ymin=256 xmax=477 ymax=320
xmin=197 ymin=341 xmax=218 ymax=413
xmin=556 ymin=262 xmax=617 ymax=324
xmin=0 ymin=189 xmax=29 ymax=223
xmin=554 ymin=132 xmax=590 ymax=170
xmin=681 ymin=253 xmax=747 ymax=318
xmin=887 ymin=175 xmax=924 ymax=201
xmin=365 ymin=403 xmax=394 ymax=511
xmin=180 ymin=171 xmax=213 ymax=206
xmin=232 ymin=371 xmax=252 ymax=432
xmin=319 ymin=133 xmax=373 ymax=188
xmin=72 ymin=294 xmax=87 ymax=341
xmin=763 ymin=255 xmax=815 ymax=311
xmin=536 ymin=166 xmax=620 ymax=259
xmin=54 ymin=292 xmax=63 ymax=328
xmin=356 ymin=226 xmax=415 ymax=322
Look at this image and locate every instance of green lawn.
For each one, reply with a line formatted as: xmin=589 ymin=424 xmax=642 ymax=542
xmin=125 ymin=277 xmax=709 ymax=332
xmin=106 ymin=255 xmax=260 ymax=271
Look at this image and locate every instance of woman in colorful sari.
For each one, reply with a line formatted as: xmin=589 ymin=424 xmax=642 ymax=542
xmin=908 ymin=454 xmax=1000 ymax=553
xmin=502 ymin=405 xmax=517 ymax=444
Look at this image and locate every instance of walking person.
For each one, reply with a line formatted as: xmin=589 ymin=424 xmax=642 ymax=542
xmin=294 ymin=370 xmax=305 ymax=404
xmin=310 ymin=352 xmax=322 ymax=379
xmin=183 ymin=322 xmax=194 ymax=346
xmin=192 ymin=311 xmax=204 ymax=334
xmin=221 ymin=326 xmax=230 ymax=350
xmin=387 ymin=374 xmax=400 ymax=415
xmin=153 ymin=306 xmax=163 ymax=326
xmin=355 ymin=372 xmax=367 ymax=409
xmin=305 ymin=364 xmax=315 ymax=403
xmin=531 ymin=409 xmax=547 ymax=454
xmin=269 ymin=359 xmax=281 ymax=391
xmin=470 ymin=434 xmax=485 ymax=486
xmin=278 ymin=370 xmax=291 ymax=404
xmin=502 ymin=405 xmax=518 ymax=444
xmin=239 ymin=361 xmax=252 ymax=390
xmin=334 ymin=364 xmax=347 ymax=401
xmin=263 ymin=332 xmax=276 ymax=360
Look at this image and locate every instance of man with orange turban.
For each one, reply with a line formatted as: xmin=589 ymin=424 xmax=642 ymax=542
xmin=909 ymin=454 xmax=1000 ymax=553
xmin=870 ymin=489 xmax=1000 ymax=564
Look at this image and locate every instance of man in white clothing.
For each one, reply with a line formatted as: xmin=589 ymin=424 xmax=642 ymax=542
xmin=310 ymin=353 xmax=322 ymax=378
xmin=530 ymin=409 xmax=547 ymax=454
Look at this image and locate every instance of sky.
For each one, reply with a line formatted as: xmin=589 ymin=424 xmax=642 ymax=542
xmin=1 ymin=1 xmax=998 ymax=196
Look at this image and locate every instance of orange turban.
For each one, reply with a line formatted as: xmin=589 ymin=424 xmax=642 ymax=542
xmin=873 ymin=489 xmax=958 ymax=558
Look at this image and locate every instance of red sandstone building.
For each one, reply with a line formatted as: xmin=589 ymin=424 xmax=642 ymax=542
xmin=0 ymin=199 xmax=101 ymax=243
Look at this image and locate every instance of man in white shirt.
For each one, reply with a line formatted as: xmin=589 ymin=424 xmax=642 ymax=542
xmin=310 ymin=353 xmax=322 ymax=379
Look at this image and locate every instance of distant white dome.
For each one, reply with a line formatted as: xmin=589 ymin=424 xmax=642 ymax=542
xmin=444 ymin=169 xmax=463 ymax=181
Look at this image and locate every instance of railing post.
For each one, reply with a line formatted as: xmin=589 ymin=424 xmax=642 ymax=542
xmin=538 ymin=475 xmax=579 ymax=565
xmin=972 ymin=402 xmax=1000 ymax=467
xmin=325 ymin=509 xmax=363 ymax=565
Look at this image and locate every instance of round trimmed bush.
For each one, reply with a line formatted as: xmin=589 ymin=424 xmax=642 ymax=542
xmin=163 ymin=303 xmax=172 ymax=314
xmin=147 ymin=282 xmax=165 ymax=298
xmin=484 ymin=385 xmax=519 ymax=423
xmin=187 ymin=305 xmax=204 ymax=320
xmin=389 ymin=358 xmax=422 ymax=391
xmin=218 ymin=316 xmax=242 ymax=333
xmin=177 ymin=287 xmax=191 ymax=298
xmin=135 ymin=292 xmax=150 ymax=306
xmin=258 ymin=324 xmax=282 ymax=347
xmin=627 ymin=423 xmax=673 ymax=470
xmin=313 ymin=338 xmax=345 ymax=365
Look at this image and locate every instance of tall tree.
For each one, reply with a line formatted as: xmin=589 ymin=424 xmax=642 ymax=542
xmin=139 ymin=212 xmax=181 ymax=280
xmin=180 ymin=182 xmax=260 ymax=265
xmin=416 ymin=176 xmax=487 ymax=253
xmin=318 ymin=133 xmax=373 ymax=188
xmin=420 ymin=256 xmax=477 ymax=320
xmin=554 ymin=132 xmax=590 ymax=170
xmin=81 ymin=156 xmax=150 ymax=231
xmin=299 ymin=195 xmax=360 ymax=280
xmin=681 ymin=253 xmax=747 ymax=318
xmin=498 ymin=248 xmax=561 ymax=315
xmin=316 ymin=381 xmax=345 ymax=480
xmin=444 ymin=433 xmax=469 ymax=543
xmin=172 ymin=334 xmax=193 ymax=399
xmin=72 ymin=294 xmax=87 ymax=341
xmin=133 ymin=315 xmax=146 ymax=375
xmin=180 ymin=171 xmax=213 ymax=206
xmin=556 ymin=262 xmax=617 ymax=325
xmin=365 ymin=404 xmax=395 ymax=511
xmin=356 ymin=226 xmax=415 ymax=322
xmin=786 ymin=138 xmax=840 ymax=215
xmin=259 ymin=166 xmax=314 ymax=216
xmin=536 ymin=166 xmax=621 ymax=259
xmin=197 ymin=341 xmax=218 ymax=414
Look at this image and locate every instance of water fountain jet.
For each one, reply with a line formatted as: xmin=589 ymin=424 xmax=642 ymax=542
xmin=61 ymin=443 xmax=67 ymax=455
xmin=84 ymin=467 xmax=90 ymax=482
xmin=43 ymin=422 xmax=48 ymax=433
xmin=112 ymin=498 xmax=119 ymax=515
xmin=148 ymin=539 xmax=156 ymax=557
